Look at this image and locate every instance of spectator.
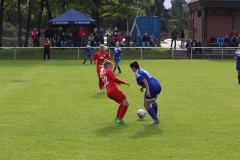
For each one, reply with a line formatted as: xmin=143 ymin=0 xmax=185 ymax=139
xmin=32 ymin=28 xmax=39 ymax=47
xmin=142 ymin=33 xmax=150 ymax=49
xmin=217 ymin=35 xmax=224 ymax=47
xmin=113 ymin=27 xmax=118 ymax=38
xmin=98 ymin=27 xmax=106 ymax=44
xmin=44 ymin=26 xmax=51 ymax=40
xmin=94 ymin=33 xmax=101 ymax=47
xmin=58 ymin=27 xmax=64 ymax=37
xmin=117 ymin=32 xmax=123 ymax=47
xmin=68 ymin=33 xmax=74 ymax=48
xmin=43 ymin=38 xmax=51 ymax=59
xmin=107 ymin=33 xmax=115 ymax=47
xmin=37 ymin=28 xmax=41 ymax=47
xmin=230 ymin=29 xmax=237 ymax=38
xmin=88 ymin=33 xmax=95 ymax=47
xmin=150 ymin=33 xmax=156 ymax=47
xmin=180 ymin=28 xmax=185 ymax=48
xmin=170 ymin=26 xmax=179 ymax=50
xmin=78 ymin=26 xmax=85 ymax=44
xmin=186 ymin=39 xmax=193 ymax=56
xmin=51 ymin=27 xmax=58 ymax=45
xmin=194 ymin=39 xmax=202 ymax=54
xmin=52 ymin=33 xmax=60 ymax=47
xmin=224 ymin=35 xmax=230 ymax=47
xmin=210 ymin=36 xmax=216 ymax=43
xmin=105 ymin=29 xmax=111 ymax=37
xmin=231 ymin=35 xmax=237 ymax=47
xmin=81 ymin=33 xmax=87 ymax=47
xmin=71 ymin=27 xmax=78 ymax=44
xmin=237 ymin=34 xmax=240 ymax=45
xmin=93 ymin=28 xmax=98 ymax=36
xmin=135 ymin=33 xmax=141 ymax=49
xmin=60 ymin=32 xmax=67 ymax=49
xmin=125 ymin=33 xmax=131 ymax=49
xmin=65 ymin=28 xmax=71 ymax=39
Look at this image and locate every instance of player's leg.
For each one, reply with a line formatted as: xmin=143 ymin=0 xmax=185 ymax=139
xmin=83 ymin=55 xmax=88 ymax=64
xmin=97 ymin=69 xmax=104 ymax=92
xmin=144 ymin=100 xmax=159 ymax=123
xmin=90 ymin=56 xmax=92 ymax=64
xmin=151 ymin=99 xmax=158 ymax=115
xmin=47 ymin=50 xmax=50 ymax=59
xmin=117 ymin=61 xmax=121 ymax=73
xmin=113 ymin=62 xmax=117 ymax=73
xmin=237 ymin=69 xmax=240 ymax=84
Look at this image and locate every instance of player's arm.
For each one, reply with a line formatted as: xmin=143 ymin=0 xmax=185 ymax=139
xmin=93 ymin=53 xmax=97 ymax=64
xmin=112 ymin=52 xmax=115 ymax=60
xmin=107 ymin=53 xmax=111 ymax=61
xmin=142 ymin=78 xmax=151 ymax=97
xmin=120 ymin=52 xmax=122 ymax=61
xmin=109 ymin=70 xmax=129 ymax=86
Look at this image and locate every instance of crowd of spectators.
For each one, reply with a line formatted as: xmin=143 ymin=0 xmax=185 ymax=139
xmin=210 ymin=30 xmax=240 ymax=47
xmin=31 ymin=25 xmax=158 ymax=49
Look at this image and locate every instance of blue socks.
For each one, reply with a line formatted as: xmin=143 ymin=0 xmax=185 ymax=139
xmin=238 ymin=76 xmax=240 ymax=84
xmin=90 ymin=59 xmax=92 ymax=64
xmin=118 ymin=66 xmax=121 ymax=73
xmin=113 ymin=66 xmax=116 ymax=72
xmin=152 ymin=103 xmax=158 ymax=115
xmin=146 ymin=106 xmax=158 ymax=120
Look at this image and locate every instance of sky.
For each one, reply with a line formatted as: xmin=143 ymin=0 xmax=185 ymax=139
xmin=164 ymin=0 xmax=172 ymax=9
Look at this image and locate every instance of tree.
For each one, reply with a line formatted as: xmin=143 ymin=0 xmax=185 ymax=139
xmin=17 ymin=0 xmax=23 ymax=47
xmin=0 ymin=0 xmax=5 ymax=47
xmin=24 ymin=0 xmax=33 ymax=47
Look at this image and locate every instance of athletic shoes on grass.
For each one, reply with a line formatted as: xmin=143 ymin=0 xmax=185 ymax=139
xmin=150 ymin=119 xmax=159 ymax=124
xmin=114 ymin=116 xmax=118 ymax=121
xmin=116 ymin=119 xmax=125 ymax=124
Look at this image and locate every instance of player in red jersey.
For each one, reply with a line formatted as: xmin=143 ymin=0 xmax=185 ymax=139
xmin=101 ymin=60 xmax=130 ymax=124
xmin=93 ymin=44 xmax=111 ymax=92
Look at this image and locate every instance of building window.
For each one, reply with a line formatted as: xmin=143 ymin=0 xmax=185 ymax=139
xmin=198 ymin=11 xmax=202 ymax=17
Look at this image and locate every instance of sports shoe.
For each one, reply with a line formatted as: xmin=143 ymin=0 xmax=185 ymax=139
xmin=116 ymin=119 xmax=125 ymax=124
xmin=99 ymin=89 xmax=103 ymax=92
xmin=150 ymin=119 xmax=159 ymax=124
xmin=114 ymin=116 xmax=118 ymax=121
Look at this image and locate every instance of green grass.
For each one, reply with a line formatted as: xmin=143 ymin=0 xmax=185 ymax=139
xmin=0 ymin=60 xmax=240 ymax=159
xmin=0 ymin=48 xmax=171 ymax=60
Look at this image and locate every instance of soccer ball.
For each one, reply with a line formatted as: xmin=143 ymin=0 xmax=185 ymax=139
xmin=137 ymin=109 xmax=146 ymax=119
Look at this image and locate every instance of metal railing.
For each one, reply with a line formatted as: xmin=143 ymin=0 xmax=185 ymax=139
xmin=0 ymin=46 xmax=238 ymax=60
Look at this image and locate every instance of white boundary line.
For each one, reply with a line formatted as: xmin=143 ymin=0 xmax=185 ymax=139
xmin=0 ymin=60 xmax=55 ymax=95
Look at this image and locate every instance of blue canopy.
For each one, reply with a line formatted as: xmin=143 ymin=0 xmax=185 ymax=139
xmin=48 ymin=8 xmax=95 ymax=25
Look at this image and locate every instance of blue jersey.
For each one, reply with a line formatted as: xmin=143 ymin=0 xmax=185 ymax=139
xmin=135 ymin=69 xmax=161 ymax=100
xmin=234 ymin=49 xmax=240 ymax=70
xmin=86 ymin=45 xmax=92 ymax=57
xmin=114 ymin=47 xmax=122 ymax=63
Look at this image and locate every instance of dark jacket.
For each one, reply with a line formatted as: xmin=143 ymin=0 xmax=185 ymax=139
xmin=180 ymin=30 xmax=185 ymax=38
xmin=171 ymin=29 xmax=179 ymax=39
xmin=142 ymin=36 xmax=150 ymax=42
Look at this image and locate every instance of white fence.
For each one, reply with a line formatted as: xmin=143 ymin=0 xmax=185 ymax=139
xmin=0 ymin=46 xmax=238 ymax=60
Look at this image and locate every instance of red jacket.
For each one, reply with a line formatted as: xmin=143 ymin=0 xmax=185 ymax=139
xmin=32 ymin=30 xmax=38 ymax=40
xmin=78 ymin=29 xmax=85 ymax=37
xmin=117 ymin=35 xmax=123 ymax=43
xmin=43 ymin=40 xmax=51 ymax=50
xmin=125 ymin=35 xmax=131 ymax=42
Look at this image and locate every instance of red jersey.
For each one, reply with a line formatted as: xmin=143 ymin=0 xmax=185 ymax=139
xmin=93 ymin=51 xmax=111 ymax=66
xmin=32 ymin=30 xmax=38 ymax=40
xmin=78 ymin=29 xmax=85 ymax=37
xmin=117 ymin=35 xmax=123 ymax=43
xmin=102 ymin=69 xmax=125 ymax=90
xmin=43 ymin=41 xmax=51 ymax=50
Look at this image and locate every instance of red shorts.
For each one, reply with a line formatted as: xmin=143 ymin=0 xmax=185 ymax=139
xmin=107 ymin=88 xmax=126 ymax=104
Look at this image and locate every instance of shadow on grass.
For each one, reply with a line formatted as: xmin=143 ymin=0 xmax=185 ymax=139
xmin=90 ymin=93 xmax=106 ymax=99
xmin=130 ymin=122 xmax=162 ymax=139
xmin=95 ymin=124 xmax=127 ymax=136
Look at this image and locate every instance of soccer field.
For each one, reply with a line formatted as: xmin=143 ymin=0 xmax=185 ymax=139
xmin=0 ymin=60 xmax=240 ymax=160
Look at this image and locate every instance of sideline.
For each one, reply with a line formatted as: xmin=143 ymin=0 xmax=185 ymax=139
xmin=0 ymin=60 xmax=55 ymax=95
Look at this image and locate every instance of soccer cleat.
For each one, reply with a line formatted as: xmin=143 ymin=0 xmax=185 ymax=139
xmin=150 ymin=119 xmax=159 ymax=124
xmin=114 ymin=116 xmax=118 ymax=121
xmin=99 ymin=89 xmax=103 ymax=92
xmin=116 ymin=119 xmax=125 ymax=124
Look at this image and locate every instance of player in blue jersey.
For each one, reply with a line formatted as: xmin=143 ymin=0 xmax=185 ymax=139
xmin=113 ymin=42 xmax=122 ymax=73
xmin=130 ymin=60 xmax=162 ymax=124
xmin=234 ymin=44 xmax=240 ymax=84
xmin=83 ymin=41 xmax=93 ymax=64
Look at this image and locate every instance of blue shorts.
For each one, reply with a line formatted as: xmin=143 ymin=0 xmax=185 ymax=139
xmin=86 ymin=53 xmax=92 ymax=57
xmin=114 ymin=57 xmax=120 ymax=63
xmin=144 ymin=83 xmax=161 ymax=101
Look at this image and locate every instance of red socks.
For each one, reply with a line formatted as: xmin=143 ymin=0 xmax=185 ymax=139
xmin=118 ymin=104 xmax=128 ymax=120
